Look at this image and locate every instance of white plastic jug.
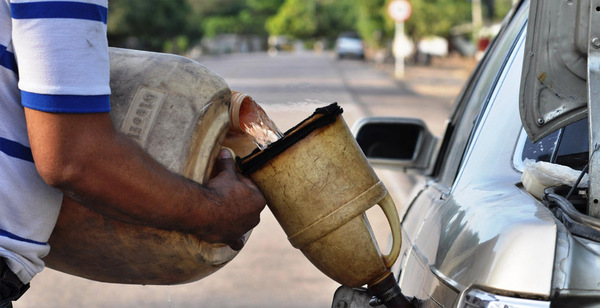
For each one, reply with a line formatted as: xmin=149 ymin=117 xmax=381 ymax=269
xmin=44 ymin=48 xmax=245 ymax=285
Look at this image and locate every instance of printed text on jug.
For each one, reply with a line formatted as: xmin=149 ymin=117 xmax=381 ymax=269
xmin=121 ymin=87 xmax=166 ymax=147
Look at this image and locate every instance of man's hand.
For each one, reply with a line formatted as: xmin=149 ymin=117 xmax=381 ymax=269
xmin=197 ymin=149 xmax=266 ymax=250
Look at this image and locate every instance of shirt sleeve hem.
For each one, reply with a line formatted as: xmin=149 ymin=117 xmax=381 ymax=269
xmin=20 ymin=90 xmax=110 ymax=113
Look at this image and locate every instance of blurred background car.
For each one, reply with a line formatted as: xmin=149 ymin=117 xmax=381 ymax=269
xmin=335 ymin=31 xmax=365 ymax=60
xmin=414 ymin=35 xmax=449 ymax=65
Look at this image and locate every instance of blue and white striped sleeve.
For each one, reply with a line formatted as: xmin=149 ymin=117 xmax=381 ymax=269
xmin=10 ymin=0 xmax=110 ymax=113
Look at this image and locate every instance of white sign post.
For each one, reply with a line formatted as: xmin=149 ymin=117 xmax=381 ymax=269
xmin=387 ymin=0 xmax=412 ymax=79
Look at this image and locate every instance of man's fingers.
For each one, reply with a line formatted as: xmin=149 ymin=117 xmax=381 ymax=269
xmin=216 ymin=148 xmax=261 ymax=192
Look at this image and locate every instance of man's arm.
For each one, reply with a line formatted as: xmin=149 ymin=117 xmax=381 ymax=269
xmin=24 ymin=108 xmax=265 ymax=250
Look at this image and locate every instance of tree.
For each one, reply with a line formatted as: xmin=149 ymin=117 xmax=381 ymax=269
xmin=492 ymin=0 xmax=515 ymax=20
xmin=404 ymin=0 xmax=471 ymax=42
xmin=355 ymin=0 xmax=390 ymax=49
xmin=247 ymin=0 xmax=285 ymax=13
xmin=318 ymin=0 xmax=358 ymax=40
xmin=265 ymin=0 xmax=319 ymax=39
xmin=106 ymin=0 xmax=497 ymax=55
xmin=187 ymin=0 xmax=283 ymax=38
xmin=187 ymin=0 xmax=244 ymax=38
xmin=266 ymin=0 xmax=362 ymax=44
xmin=238 ymin=0 xmax=285 ymax=37
xmin=108 ymin=0 xmax=191 ymax=51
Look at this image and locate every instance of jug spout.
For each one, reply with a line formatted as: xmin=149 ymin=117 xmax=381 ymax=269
xmin=229 ymin=90 xmax=282 ymax=150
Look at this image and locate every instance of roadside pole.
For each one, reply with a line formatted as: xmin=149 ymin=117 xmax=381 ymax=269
xmin=393 ymin=21 xmax=406 ymax=79
xmin=387 ymin=0 xmax=412 ymax=80
xmin=471 ymin=0 xmax=483 ymax=45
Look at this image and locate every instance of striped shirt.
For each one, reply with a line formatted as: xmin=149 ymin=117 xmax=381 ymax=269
xmin=0 ymin=0 xmax=110 ymax=283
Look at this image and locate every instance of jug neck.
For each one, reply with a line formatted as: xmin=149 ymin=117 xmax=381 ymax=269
xmin=229 ymin=90 xmax=249 ymax=132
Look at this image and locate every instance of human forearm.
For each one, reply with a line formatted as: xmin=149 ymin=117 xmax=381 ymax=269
xmin=55 ymin=127 xmax=204 ymax=230
xmin=24 ymin=109 xmax=265 ymax=247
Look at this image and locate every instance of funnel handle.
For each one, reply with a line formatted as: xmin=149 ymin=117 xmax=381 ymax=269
xmin=378 ymin=193 xmax=402 ymax=268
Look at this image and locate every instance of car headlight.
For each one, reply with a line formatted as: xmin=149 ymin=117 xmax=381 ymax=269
xmin=460 ymin=289 xmax=550 ymax=308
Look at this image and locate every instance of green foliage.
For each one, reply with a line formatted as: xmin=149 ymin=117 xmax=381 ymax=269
xmin=493 ymin=0 xmax=516 ymax=20
xmin=355 ymin=0 xmax=390 ymax=48
xmin=238 ymin=0 xmax=285 ymax=36
xmin=106 ymin=0 xmax=507 ymax=54
xmin=108 ymin=0 xmax=284 ymax=51
xmin=266 ymin=0 xmax=318 ymax=39
xmin=247 ymin=0 xmax=285 ymax=13
xmin=163 ymin=35 xmax=190 ymax=54
xmin=405 ymin=0 xmax=471 ymax=41
xmin=187 ymin=0 xmax=245 ymax=16
xmin=266 ymin=0 xmax=359 ymax=41
xmin=108 ymin=0 xmax=190 ymax=51
xmin=318 ymin=0 xmax=358 ymax=39
xmin=202 ymin=16 xmax=241 ymax=38
xmin=190 ymin=0 xmax=283 ymax=38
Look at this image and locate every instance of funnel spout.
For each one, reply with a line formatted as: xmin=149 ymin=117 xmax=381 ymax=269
xmin=367 ymin=273 xmax=413 ymax=308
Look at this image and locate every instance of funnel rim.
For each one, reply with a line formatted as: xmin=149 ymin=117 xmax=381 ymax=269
xmin=237 ymin=102 xmax=343 ymax=174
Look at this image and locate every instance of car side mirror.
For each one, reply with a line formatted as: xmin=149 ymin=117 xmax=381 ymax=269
xmin=352 ymin=117 xmax=438 ymax=171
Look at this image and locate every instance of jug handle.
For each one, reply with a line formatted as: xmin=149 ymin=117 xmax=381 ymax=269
xmin=378 ymin=193 xmax=402 ymax=268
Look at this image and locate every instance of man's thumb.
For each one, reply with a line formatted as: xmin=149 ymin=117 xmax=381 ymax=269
xmin=215 ymin=148 xmax=236 ymax=172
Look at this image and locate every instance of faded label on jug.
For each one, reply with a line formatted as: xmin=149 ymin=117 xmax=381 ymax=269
xmin=121 ymin=87 xmax=166 ymax=147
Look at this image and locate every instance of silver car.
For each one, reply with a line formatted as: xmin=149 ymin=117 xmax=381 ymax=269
xmin=335 ymin=31 xmax=365 ymax=60
xmin=333 ymin=0 xmax=600 ymax=307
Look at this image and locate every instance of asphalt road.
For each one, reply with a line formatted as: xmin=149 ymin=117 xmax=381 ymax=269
xmin=16 ymin=51 xmax=473 ymax=308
